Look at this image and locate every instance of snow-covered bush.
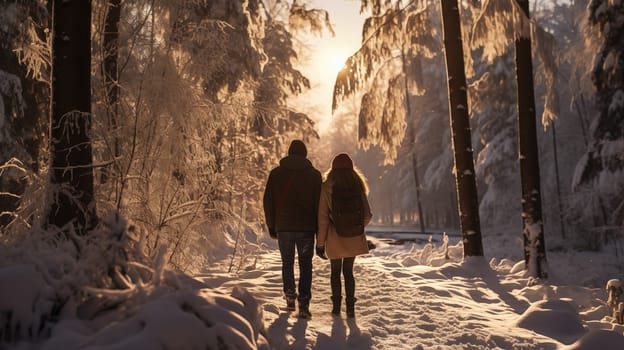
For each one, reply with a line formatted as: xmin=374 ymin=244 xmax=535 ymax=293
xmin=0 ymin=264 xmax=54 ymax=343
xmin=0 ymin=157 xmax=44 ymax=235
xmin=606 ymin=279 xmax=624 ymax=324
xmin=0 ymin=213 xmax=268 ymax=349
xmin=37 ymin=287 xmax=268 ymax=350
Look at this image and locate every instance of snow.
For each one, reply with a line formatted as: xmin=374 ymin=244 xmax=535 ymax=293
xmin=0 ymin=69 xmax=25 ymax=144
xmin=571 ymin=152 xmax=588 ymax=189
xmin=608 ymin=89 xmax=624 ymax=115
xmin=0 ymin=264 xmax=54 ymax=341
xmin=0 ymin=3 xmax=17 ymax=38
xmin=72 ymin=288 xmax=265 ymax=350
xmin=607 ymin=279 xmax=622 ymax=289
xmin=3 ymin=225 xmax=624 ymax=349
xmin=515 ymin=299 xmax=585 ymax=344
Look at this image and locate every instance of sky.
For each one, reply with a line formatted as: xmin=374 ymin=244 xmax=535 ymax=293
xmin=290 ymin=0 xmax=366 ymax=134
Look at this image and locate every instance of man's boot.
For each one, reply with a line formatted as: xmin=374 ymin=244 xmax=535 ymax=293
xmin=286 ymin=295 xmax=296 ymax=311
xmin=297 ymin=296 xmax=312 ymax=319
xmin=331 ymin=296 xmax=341 ymax=315
xmin=298 ymin=301 xmax=312 ymax=319
xmin=346 ymin=297 xmax=356 ymax=318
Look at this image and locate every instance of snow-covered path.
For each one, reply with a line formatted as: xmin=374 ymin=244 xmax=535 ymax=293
xmin=194 ymin=238 xmax=605 ymax=349
xmin=7 ymin=229 xmax=624 ymax=350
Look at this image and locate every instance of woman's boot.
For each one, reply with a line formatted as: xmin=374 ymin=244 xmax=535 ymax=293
xmin=346 ymin=297 xmax=356 ymax=318
xmin=331 ymin=296 xmax=341 ymax=315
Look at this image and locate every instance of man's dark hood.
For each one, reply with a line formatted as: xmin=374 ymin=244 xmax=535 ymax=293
xmin=279 ymin=154 xmax=314 ymax=171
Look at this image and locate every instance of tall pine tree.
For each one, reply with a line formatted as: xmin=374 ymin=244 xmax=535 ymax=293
xmin=48 ymin=0 xmax=96 ymax=234
xmin=514 ymin=0 xmax=547 ymax=278
xmin=440 ymin=0 xmax=483 ymax=257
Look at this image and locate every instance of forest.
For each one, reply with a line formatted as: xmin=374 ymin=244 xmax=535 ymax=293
xmin=0 ymin=0 xmax=623 ymax=347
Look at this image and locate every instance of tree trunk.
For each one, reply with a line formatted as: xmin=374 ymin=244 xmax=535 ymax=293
xmin=400 ymin=46 xmax=427 ymax=235
xmin=514 ymin=0 xmax=547 ymax=278
xmin=412 ymin=154 xmax=426 ymax=234
xmin=48 ymin=0 xmax=96 ymax=233
xmin=440 ymin=0 xmax=483 ymax=257
xmin=551 ymin=121 xmax=565 ymax=238
xmin=102 ymin=0 xmax=121 ymax=188
xmin=573 ymin=94 xmax=589 ymax=147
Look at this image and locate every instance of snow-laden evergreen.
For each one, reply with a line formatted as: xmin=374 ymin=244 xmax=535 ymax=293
xmin=567 ymin=0 xmax=624 ymax=241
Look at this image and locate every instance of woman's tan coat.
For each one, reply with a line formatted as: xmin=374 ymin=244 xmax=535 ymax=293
xmin=317 ymin=180 xmax=372 ymax=259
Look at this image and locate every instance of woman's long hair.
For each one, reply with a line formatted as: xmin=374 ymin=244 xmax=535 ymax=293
xmin=324 ymin=167 xmax=369 ymax=195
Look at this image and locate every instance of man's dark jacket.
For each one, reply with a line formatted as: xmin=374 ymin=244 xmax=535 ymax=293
xmin=263 ymin=155 xmax=322 ymax=235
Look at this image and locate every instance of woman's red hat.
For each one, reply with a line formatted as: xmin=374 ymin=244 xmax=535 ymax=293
xmin=332 ymin=153 xmax=354 ymax=169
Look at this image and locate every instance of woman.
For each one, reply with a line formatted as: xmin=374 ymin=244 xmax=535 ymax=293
xmin=316 ymin=153 xmax=372 ymax=318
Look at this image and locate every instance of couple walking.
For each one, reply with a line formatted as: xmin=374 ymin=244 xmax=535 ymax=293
xmin=263 ymin=140 xmax=372 ymax=319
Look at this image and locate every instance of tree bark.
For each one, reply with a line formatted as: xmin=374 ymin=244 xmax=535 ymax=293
xmin=514 ymin=0 xmax=547 ymax=278
xmin=102 ymin=0 xmax=121 ymax=186
xmin=400 ymin=46 xmax=427 ymax=235
xmin=440 ymin=0 xmax=483 ymax=256
xmin=412 ymin=154 xmax=426 ymax=234
xmin=551 ymin=121 xmax=565 ymax=238
xmin=48 ymin=0 xmax=96 ymax=233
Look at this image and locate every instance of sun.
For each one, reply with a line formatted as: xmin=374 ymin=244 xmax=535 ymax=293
xmin=327 ymin=52 xmax=348 ymax=73
xmin=319 ymin=50 xmax=349 ymax=81
xmin=326 ymin=51 xmax=347 ymax=74
xmin=292 ymin=46 xmax=354 ymax=131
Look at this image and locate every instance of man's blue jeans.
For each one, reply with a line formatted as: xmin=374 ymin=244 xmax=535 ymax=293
xmin=277 ymin=232 xmax=315 ymax=307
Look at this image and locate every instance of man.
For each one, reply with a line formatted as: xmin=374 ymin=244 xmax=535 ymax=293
xmin=263 ymin=140 xmax=322 ymax=319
